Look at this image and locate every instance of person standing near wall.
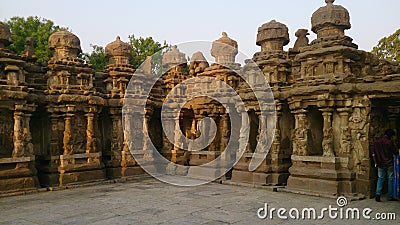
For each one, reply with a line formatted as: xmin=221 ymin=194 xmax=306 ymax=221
xmin=372 ymin=129 xmax=399 ymax=202
xmin=393 ymin=148 xmax=400 ymax=199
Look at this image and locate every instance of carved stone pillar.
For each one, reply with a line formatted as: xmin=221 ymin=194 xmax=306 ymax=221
xmin=321 ymin=109 xmax=334 ymax=157
xmin=238 ymin=109 xmax=249 ymax=157
xmin=195 ymin=113 xmax=206 ymax=151
xmin=273 ymin=108 xmax=282 ymax=146
xmin=110 ymin=113 xmax=122 ymax=155
xmin=219 ymin=113 xmax=230 ymax=152
xmin=49 ymin=113 xmax=61 ymax=156
xmin=268 ymin=106 xmax=279 ymax=152
xmin=143 ymin=111 xmax=154 ymax=161
xmin=24 ymin=113 xmax=33 ymax=157
xmin=173 ymin=116 xmax=181 ymax=150
xmin=85 ymin=109 xmax=96 ymax=153
xmin=63 ymin=105 xmax=75 ymax=155
xmin=12 ymin=110 xmax=24 ymax=158
xmin=171 ymin=112 xmax=183 ymax=163
xmin=121 ymin=109 xmax=136 ymax=168
xmin=256 ymin=111 xmax=268 ymax=153
xmin=122 ymin=108 xmax=133 ymax=152
xmin=207 ymin=113 xmax=218 ymax=152
xmin=337 ymin=108 xmax=351 ymax=157
xmin=292 ymin=109 xmax=308 ymax=156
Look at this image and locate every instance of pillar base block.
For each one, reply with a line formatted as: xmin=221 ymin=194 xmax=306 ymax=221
xmin=286 ymin=155 xmax=357 ymax=196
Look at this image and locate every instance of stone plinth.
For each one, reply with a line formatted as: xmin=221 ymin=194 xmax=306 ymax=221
xmin=286 ymin=155 xmax=357 ymax=196
xmin=231 ymin=153 xmax=289 ymax=186
xmin=58 ymin=152 xmax=106 ymax=186
xmin=187 ymin=151 xmax=223 ymax=180
xmin=0 ymin=156 xmax=38 ymax=193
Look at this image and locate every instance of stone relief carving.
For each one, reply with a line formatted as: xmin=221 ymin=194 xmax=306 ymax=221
xmin=0 ymin=116 xmax=13 ymax=157
xmin=292 ymin=127 xmax=308 ymax=156
xmin=322 ymin=127 xmax=334 ymax=156
xmin=340 ymin=126 xmax=351 ymax=155
xmin=349 ymin=106 xmax=370 ymax=173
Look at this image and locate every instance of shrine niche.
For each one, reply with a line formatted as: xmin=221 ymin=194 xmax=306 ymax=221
xmin=0 ymin=22 xmax=39 ymax=193
xmin=0 ymin=110 xmax=13 ymax=158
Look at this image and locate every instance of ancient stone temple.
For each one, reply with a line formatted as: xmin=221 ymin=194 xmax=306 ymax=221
xmin=1 ymin=0 xmax=399 ymax=198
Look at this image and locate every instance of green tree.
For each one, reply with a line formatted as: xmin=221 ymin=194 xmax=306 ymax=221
xmin=81 ymin=45 xmax=108 ymax=72
xmin=79 ymin=35 xmax=168 ymax=73
xmin=5 ymin=16 xmax=67 ymax=63
xmin=372 ymin=29 xmax=400 ymax=63
xmin=128 ymin=35 xmax=168 ymax=76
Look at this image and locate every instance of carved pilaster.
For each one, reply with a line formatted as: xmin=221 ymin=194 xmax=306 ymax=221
xmin=238 ymin=109 xmax=249 ymax=157
xmin=110 ymin=113 xmax=122 ymax=155
xmin=207 ymin=113 xmax=219 ymax=152
xmin=85 ymin=108 xmax=96 ymax=153
xmin=24 ymin=113 xmax=33 ymax=157
xmin=270 ymin=108 xmax=281 ymax=154
xmin=62 ymin=105 xmax=75 ymax=155
xmin=256 ymin=111 xmax=268 ymax=153
xmin=49 ymin=114 xmax=61 ymax=156
xmin=292 ymin=109 xmax=308 ymax=156
xmin=12 ymin=110 xmax=24 ymax=158
xmin=195 ymin=113 xmax=206 ymax=151
xmin=337 ymin=108 xmax=351 ymax=157
xmin=219 ymin=113 xmax=230 ymax=152
xmin=143 ymin=110 xmax=154 ymax=161
xmin=321 ymin=109 xmax=334 ymax=157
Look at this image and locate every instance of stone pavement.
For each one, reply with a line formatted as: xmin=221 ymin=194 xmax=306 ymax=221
xmin=0 ymin=176 xmax=398 ymax=225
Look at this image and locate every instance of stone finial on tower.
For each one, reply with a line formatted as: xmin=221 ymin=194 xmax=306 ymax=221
xmin=105 ymin=36 xmax=133 ymax=65
xmin=189 ymin=51 xmax=209 ymax=75
xmin=162 ymin=45 xmax=187 ymax=68
xmin=211 ymin=32 xmax=238 ymax=64
xmin=0 ymin=22 xmax=12 ymax=49
xmin=48 ymin=30 xmax=82 ymax=61
xmin=23 ymin=37 xmax=36 ymax=58
xmin=256 ymin=20 xmax=289 ymax=52
xmin=311 ymin=0 xmax=351 ymax=39
xmin=292 ymin=29 xmax=310 ymax=51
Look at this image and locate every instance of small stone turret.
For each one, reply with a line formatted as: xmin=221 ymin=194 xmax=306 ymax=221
xmin=48 ymin=30 xmax=82 ymax=61
xmin=105 ymin=36 xmax=132 ymax=65
xmin=211 ymin=32 xmax=238 ymax=64
xmin=189 ymin=51 xmax=209 ymax=76
xmin=104 ymin=36 xmax=135 ymax=98
xmin=162 ymin=45 xmax=187 ymax=68
xmin=311 ymin=0 xmax=350 ymax=39
xmin=256 ymin=20 xmax=289 ymax=52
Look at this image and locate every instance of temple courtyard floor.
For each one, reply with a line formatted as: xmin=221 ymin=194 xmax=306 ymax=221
xmin=0 ymin=176 xmax=399 ymax=225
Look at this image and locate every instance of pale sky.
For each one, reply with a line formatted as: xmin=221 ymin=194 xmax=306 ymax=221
xmin=1 ymin=0 xmax=399 ymax=58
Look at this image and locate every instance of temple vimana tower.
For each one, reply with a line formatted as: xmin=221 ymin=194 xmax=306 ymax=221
xmin=1 ymin=0 xmax=399 ymax=198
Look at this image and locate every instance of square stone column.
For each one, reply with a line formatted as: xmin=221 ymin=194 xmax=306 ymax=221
xmin=0 ymin=104 xmax=38 ymax=193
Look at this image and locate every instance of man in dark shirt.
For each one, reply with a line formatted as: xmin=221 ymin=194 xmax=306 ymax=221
xmin=372 ymin=129 xmax=398 ymax=202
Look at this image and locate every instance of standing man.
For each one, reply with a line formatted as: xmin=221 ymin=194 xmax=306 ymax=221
xmin=372 ymin=129 xmax=399 ymax=202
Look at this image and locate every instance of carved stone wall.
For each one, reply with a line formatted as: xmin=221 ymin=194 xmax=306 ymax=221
xmin=1 ymin=0 xmax=400 ymax=197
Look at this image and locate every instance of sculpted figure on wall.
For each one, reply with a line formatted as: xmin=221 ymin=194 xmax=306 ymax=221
xmin=349 ymin=106 xmax=370 ymax=173
xmin=322 ymin=127 xmax=334 ymax=156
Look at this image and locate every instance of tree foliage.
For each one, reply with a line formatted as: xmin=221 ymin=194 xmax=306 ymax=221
xmin=83 ymin=35 xmax=168 ymax=73
xmin=372 ymin=29 xmax=400 ymax=63
xmin=5 ymin=16 xmax=67 ymax=63
xmin=128 ymin=35 xmax=169 ymax=76
xmin=80 ymin=45 xmax=108 ymax=72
